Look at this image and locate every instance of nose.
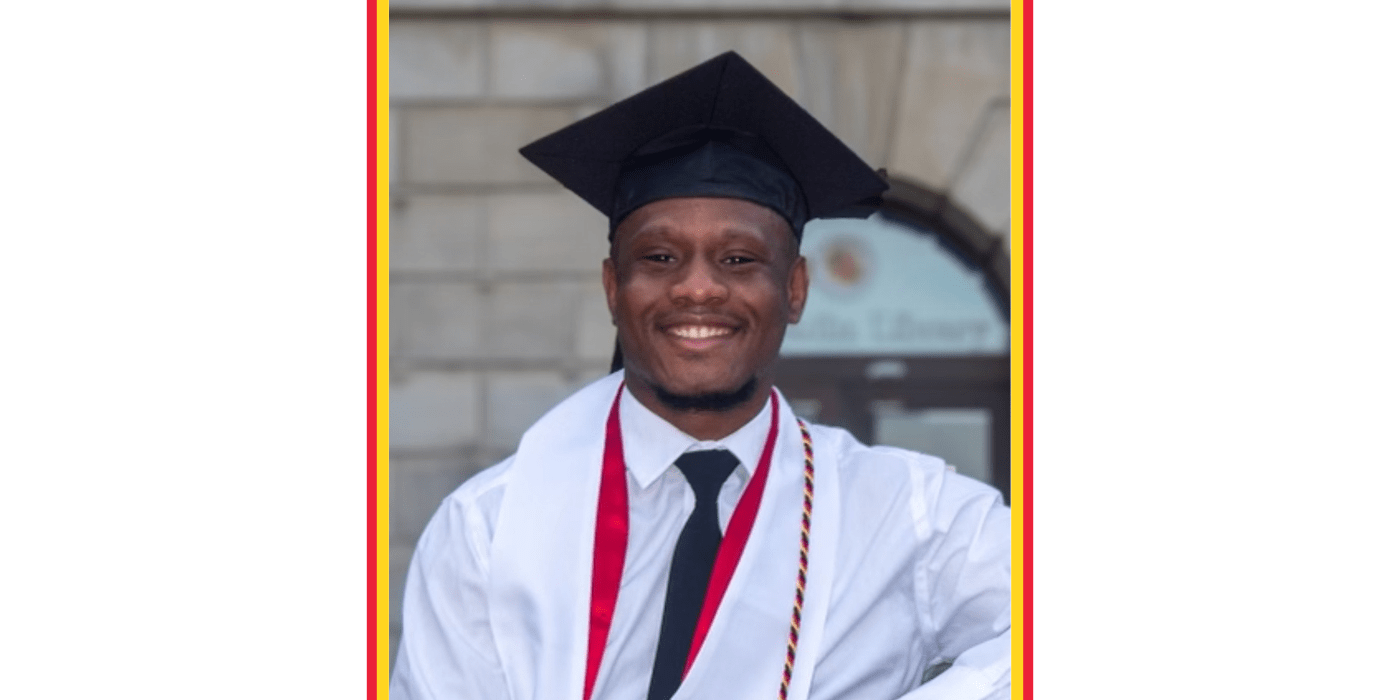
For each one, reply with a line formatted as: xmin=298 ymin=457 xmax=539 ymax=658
xmin=671 ymin=258 xmax=728 ymax=306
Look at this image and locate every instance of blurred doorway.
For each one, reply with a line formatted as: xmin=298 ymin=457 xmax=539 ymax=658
xmin=777 ymin=178 xmax=1011 ymax=503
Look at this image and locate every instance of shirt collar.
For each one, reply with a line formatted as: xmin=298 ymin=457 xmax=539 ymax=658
xmin=618 ymin=383 xmax=772 ymax=489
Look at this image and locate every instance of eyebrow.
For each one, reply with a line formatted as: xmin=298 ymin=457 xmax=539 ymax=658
xmin=629 ymin=221 xmax=773 ymax=243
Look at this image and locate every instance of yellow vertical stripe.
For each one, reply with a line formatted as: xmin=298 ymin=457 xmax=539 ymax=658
xmin=377 ymin=0 xmax=392 ymax=696
xmin=1009 ymin=1 xmax=1028 ymax=699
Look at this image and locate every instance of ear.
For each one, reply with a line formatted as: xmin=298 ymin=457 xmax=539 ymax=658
xmin=602 ymin=256 xmax=618 ymax=325
xmin=787 ymin=255 xmax=809 ymax=324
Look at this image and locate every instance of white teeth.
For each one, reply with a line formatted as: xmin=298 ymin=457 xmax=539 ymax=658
xmin=671 ymin=326 xmax=731 ymax=339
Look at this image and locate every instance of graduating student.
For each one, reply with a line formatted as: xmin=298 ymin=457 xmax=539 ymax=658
xmin=391 ymin=52 xmax=1011 ymax=700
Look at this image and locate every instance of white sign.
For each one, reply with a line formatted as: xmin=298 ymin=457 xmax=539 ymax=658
xmin=781 ymin=215 xmax=1009 ymax=356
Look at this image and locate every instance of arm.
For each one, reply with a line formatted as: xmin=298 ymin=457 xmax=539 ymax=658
xmin=898 ymin=464 xmax=1012 ymax=700
xmin=390 ymin=484 xmax=511 ymax=700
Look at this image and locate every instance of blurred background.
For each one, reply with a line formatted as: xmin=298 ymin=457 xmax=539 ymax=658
xmin=388 ymin=0 xmax=1011 ymax=660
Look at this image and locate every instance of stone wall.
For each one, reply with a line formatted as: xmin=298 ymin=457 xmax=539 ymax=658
xmin=387 ymin=0 xmax=1010 ymax=657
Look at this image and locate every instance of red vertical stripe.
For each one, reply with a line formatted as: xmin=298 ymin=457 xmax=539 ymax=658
xmin=1021 ymin=1 xmax=1034 ymax=698
xmin=585 ymin=386 xmax=631 ymax=700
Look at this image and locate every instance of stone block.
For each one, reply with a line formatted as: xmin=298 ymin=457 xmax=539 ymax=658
xmin=483 ymin=281 xmax=577 ymax=361
xmin=648 ymin=22 xmax=801 ymax=99
xmin=402 ymin=106 xmax=573 ymax=186
xmin=389 ymin=542 xmax=415 ymax=668
xmin=392 ymin=0 xmax=598 ymax=9
xmin=390 ymin=370 xmax=483 ymax=451
xmin=391 ymin=194 xmax=487 ymax=273
xmin=488 ymin=22 xmax=647 ymax=103
xmin=842 ymin=0 xmax=1009 ymax=8
xmin=888 ymin=20 xmax=1011 ymax=190
xmin=795 ymin=20 xmax=906 ymax=169
xmin=389 ymin=107 xmax=400 ymax=187
xmin=575 ymin=281 xmax=615 ymax=363
xmin=390 ymin=21 xmax=487 ymax=101
xmin=625 ymin=0 xmax=839 ymax=7
xmin=949 ymin=100 xmax=1011 ymax=236
xmin=487 ymin=190 xmax=609 ymax=273
xmin=391 ymin=282 xmax=485 ymax=361
xmin=485 ymin=371 xmax=572 ymax=449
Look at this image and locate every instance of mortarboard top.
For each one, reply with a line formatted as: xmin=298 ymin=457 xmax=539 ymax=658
xmin=519 ymin=51 xmax=888 ymax=240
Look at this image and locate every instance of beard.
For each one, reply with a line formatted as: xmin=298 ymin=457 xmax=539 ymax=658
xmin=650 ymin=376 xmax=758 ymax=412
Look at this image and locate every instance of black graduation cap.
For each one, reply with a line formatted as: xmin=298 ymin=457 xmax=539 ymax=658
xmin=519 ymin=51 xmax=888 ymax=239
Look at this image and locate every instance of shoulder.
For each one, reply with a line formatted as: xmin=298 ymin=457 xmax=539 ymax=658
xmin=413 ymin=455 xmax=518 ymax=573
xmin=806 ymin=421 xmax=958 ymax=491
xmin=805 ymin=421 xmax=1006 ymax=533
xmin=441 ymin=455 xmax=516 ymax=514
xmin=808 ymin=422 xmax=951 ymax=474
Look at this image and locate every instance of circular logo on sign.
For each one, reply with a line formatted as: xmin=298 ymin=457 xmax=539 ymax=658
xmin=814 ymin=235 xmax=873 ymax=296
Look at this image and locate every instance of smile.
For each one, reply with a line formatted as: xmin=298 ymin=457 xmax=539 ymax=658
xmin=666 ymin=325 xmax=735 ymax=339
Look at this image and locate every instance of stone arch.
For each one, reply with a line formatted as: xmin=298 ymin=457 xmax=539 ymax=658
xmin=880 ymin=174 xmax=1011 ymax=317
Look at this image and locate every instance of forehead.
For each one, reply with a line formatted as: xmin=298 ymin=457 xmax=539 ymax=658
xmin=614 ymin=196 xmax=792 ymax=247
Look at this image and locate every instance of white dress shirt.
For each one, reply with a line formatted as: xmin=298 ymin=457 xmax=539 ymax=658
xmin=391 ymin=380 xmax=1010 ymax=700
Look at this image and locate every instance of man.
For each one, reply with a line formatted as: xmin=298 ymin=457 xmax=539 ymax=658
xmin=391 ymin=52 xmax=1010 ymax=700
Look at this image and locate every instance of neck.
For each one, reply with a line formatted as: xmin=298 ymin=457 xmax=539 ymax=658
xmin=624 ymin=372 xmax=774 ymax=440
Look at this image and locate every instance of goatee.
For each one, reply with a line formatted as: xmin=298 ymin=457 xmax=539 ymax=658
xmin=651 ymin=377 xmax=758 ymax=412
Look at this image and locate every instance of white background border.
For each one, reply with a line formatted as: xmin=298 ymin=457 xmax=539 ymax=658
xmin=1036 ymin=1 xmax=1400 ymax=696
xmin=4 ymin=1 xmax=366 ymax=695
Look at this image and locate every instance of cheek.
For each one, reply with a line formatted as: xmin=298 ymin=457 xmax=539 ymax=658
xmin=618 ymin=283 xmax=651 ymax=311
xmin=749 ymin=290 xmax=793 ymax=339
xmin=615 ymin=282 xmax=662 ymax=330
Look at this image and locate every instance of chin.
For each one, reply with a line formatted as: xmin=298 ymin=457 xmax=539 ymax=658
xmin=651 ymin=375 xmax=759 ymax=413
xmin=656 ymin=365 xmax=750 ymax=396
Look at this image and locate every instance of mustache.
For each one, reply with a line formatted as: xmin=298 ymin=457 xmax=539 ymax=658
xmin=650 ymin=377 xmax=758 ymax=412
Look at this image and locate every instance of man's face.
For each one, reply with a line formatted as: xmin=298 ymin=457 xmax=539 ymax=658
xmin=604 ymin=197 xmax=808 ymax=404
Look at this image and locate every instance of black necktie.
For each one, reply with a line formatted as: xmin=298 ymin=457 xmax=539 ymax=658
xmin=646 ymin=449 xmax=741 ymax=700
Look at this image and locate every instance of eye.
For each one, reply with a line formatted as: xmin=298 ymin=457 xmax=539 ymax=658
xmin=722 ymin=255 xmax=756 ymax=265
xmin=642 ymin=253 xmax=675 ymax=263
